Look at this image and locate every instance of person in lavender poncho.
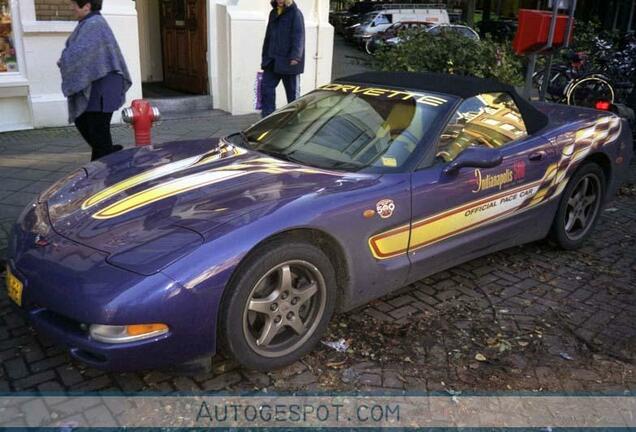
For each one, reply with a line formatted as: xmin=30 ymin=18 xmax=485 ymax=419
xmin=58 ymin=0 xmax=132 ymax=161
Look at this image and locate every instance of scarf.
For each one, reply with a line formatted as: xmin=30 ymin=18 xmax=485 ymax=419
xmin=59 ymin=13 xmax=132 ymax=123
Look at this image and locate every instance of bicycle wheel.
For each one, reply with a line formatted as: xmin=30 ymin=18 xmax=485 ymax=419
xmin=533 ymin=67 xmax=569 ymax=102
xmin=566 ymin=75 xmax=615 ymax=108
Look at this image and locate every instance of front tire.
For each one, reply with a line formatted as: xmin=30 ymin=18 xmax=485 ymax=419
xmin=550 ymin=163 xmax=605 ymax=249
xmin=219 ymin=241 xmax=337 ymax=371
xmin=365 ymin=38 xmax=375 ymax=55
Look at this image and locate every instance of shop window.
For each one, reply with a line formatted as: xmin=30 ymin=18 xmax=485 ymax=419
xmin=0 ymin=0 xmax=17 ymax=73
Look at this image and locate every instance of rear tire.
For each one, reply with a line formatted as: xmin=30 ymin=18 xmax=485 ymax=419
xmin=549 ymin=163 xmax=605 ymax=250
xmin=219 ymin=241 xmax=337 ymax=371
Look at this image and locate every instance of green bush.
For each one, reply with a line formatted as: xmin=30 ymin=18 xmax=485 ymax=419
xmin=373 ymin=31 xmax=524 ymax=86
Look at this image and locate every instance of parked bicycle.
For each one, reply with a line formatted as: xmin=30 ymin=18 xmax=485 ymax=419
xmin=533 ymin=34 xmax=635 ymax=110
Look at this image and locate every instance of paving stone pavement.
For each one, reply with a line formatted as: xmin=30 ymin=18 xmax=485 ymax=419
xmin=0 ymin=111 xmax=634 ymax=402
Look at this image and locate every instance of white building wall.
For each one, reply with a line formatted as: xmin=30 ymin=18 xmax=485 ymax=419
xmin=213 ymin=0 xmax=333 ymax=115
xmin=100 ymin=0 xmax=143 ymax=124
xmin=1 ymin=0 xmax=142 ymax=130
xmin=0 ymin=0 xmax=333 ymax=131
xmin=136 ymin=0 xmax=163 ymax=83
xmin=0 ymin=0 xmax=32 ymax=132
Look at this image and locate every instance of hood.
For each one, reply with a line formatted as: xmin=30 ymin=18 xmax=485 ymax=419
xmin=44 ymin=139 xmax=361 ymax=256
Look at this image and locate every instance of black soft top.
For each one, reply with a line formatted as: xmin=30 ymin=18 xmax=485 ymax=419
xmin=336 ymin=72 xmax=549 ymax=134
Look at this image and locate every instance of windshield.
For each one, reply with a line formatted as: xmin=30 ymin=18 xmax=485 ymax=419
xmin=360 ymin=12 xmax=376 ymax=25
xmin=239 ymin=84 xmax=455 ymax=173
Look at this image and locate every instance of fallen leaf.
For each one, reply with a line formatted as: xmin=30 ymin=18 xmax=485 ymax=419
xmin=475 ymin=353 xmax=487 ymax=362
xmin=326 ymin=360 xmax=347 ymax=368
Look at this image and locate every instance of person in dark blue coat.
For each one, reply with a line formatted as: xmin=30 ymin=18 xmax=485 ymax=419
xmin=261 ymin=0 xmax=305 ymax=117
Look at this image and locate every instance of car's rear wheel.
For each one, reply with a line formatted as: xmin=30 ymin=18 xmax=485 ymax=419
xmin=550 ymin=163 xmax=605 ymax=249
xmin=219 ymin=241 xmax=336 ymax=371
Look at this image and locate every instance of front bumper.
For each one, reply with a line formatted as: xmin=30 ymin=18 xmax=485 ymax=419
xmin=353 ymin=34 xmax=371 ymax=40
xmin=7 ymin=204 xmax=222 ymax=371
xmin=27 ymin=306 xmax=177 ymax=371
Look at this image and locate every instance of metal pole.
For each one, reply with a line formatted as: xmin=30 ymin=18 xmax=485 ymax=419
xmin=613 ymin=0 xmax=620 ymax=31
xmin=545 ymin=0 xmax=560 ymax=51
xmin=539 ymin=0 xmax=560 ymax=101
xmin=563 ymin=0 xmax=577 ymax=49
xmin=524 ymin=53 xmax=538 ymax=99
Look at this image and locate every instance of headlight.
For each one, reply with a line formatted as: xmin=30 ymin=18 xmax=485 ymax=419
xmin=39 ymin=169 xmax=87 ymax=204
xmin=89 ymin=323 xmax=168 ymax=344
xmin=107 ymin=228 xmax=203 ymax=275
xmin=44 ymin=169 xmax=89 ymax=222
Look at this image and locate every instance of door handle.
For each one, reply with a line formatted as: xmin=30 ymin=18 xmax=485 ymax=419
xmin=528 ymin=151 xmax=546 ymax=161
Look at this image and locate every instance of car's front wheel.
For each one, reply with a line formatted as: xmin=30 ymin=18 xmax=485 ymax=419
xmin=550 ymin=163 xmax=605 ymax=249
xmin=365 ymin=38 xmax=375 ymax=55
xmin=219 ymin=241 xmax=337 ymax=371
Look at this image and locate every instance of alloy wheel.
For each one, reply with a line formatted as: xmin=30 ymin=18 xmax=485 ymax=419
xmin=564 ymin=173 xmax=602 ymax=241
xmin=242 ymin=260 xmax=327 ymax=358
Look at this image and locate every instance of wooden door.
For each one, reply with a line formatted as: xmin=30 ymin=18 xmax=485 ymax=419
xmin=160 ymin=0 xmax=208 ymax=94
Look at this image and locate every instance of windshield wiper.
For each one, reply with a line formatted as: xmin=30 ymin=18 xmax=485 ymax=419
xmin=226 ymin=131 xmax=252 ymax=148
xmin=325 ymin=160 xmax=364 ymax=172
xmin=238 ymin=131 xmax=252 ymax=148
xmin=258 ymin=149 xmax=305 ymax=165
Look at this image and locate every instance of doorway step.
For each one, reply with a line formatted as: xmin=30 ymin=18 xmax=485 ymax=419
xmin=142 ymin=82 xmax=214 ymax=119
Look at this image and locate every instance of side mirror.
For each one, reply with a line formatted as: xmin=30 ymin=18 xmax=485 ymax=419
xmin=442 ymin=146 xmax=503 ymax=176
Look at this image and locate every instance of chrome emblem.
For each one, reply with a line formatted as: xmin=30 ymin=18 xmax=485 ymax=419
xmin=376 ymin=199 xmax=395 ymax=219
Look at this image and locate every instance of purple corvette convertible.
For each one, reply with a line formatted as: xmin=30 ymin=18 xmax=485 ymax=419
xmin=6 ymin=72 xmax=633 ymax=371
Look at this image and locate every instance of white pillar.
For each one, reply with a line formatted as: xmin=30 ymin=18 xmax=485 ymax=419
xmin=18 ymin=0 xmax=75 ymax=128
xmin=211 ymin=0 xmax=333 ymax=115
xmin=101 ymin=0 xmax=143 ymax=123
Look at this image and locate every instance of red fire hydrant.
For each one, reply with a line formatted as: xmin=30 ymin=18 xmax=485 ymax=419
xmin=121 ymin=100 xmax=161 ymax=146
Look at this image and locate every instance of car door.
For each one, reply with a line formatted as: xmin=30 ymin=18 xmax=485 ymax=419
xmin=406 ymin=92 xmax=557 ymax=282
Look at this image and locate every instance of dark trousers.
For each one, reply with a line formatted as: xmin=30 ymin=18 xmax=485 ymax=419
xmin=74 ymin=111 xmax=115 ymax=161
xmin=261 ymin=68 xmax=300 ymax=117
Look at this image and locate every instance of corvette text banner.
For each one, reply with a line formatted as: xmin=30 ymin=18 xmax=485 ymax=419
xmin=0 ymin=396 xmax=634 ymax=428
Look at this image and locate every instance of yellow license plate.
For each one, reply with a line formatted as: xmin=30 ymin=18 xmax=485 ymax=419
xmin=6 ymin=267 xmax=23 ymax=306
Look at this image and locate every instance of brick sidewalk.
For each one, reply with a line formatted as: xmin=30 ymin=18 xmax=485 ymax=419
xmin=0 ymin=114 xmax=634 ymax=405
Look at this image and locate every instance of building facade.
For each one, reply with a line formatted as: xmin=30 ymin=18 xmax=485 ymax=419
xmin=0 ymin=0 xmax=334 ymax=132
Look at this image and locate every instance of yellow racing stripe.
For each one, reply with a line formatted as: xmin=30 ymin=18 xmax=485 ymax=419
xmin=82 ymin=146 xmax=246 ymax=210
xmin=369 ymin=181 xmax=542 ymax=260
xmin=91 ymin=170 xmax=246 ymax=219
